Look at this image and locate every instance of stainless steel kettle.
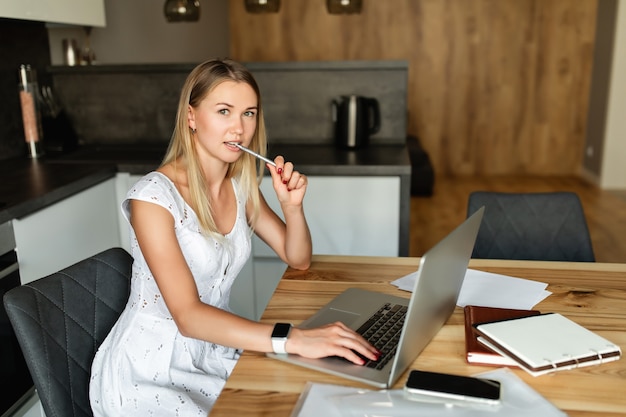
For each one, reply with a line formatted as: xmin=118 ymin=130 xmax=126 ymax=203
xmin=332 ymin=95 xmax=381 ymax=149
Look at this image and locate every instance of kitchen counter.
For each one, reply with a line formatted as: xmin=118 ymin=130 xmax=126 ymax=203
xmin=0 ymin=158 xmax=117 ymax=225
xmin=267 ymin=144 xmax=411 ymax=176
xmin=44 ymin=143 xmax=411 ymax=176
xmin=0 ymin=144 xmax=411 ymax=250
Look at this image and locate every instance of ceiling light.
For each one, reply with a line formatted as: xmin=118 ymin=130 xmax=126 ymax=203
xmin=164 ymin=0 xmax=200 ymax=22
xmin=327 ymin=0 xmax=362 ymax=14
xmin=244 ymin=0 xmax=281 ymax=13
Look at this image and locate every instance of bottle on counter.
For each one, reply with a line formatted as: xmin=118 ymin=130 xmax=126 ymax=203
xmin=18 ymin=64 xmax=45 ymax=158
xmin=62 ymin=39 xmax=80 ymax=66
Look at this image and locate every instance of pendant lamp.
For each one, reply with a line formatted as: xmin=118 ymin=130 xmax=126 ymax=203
xmin=164 ymin=0 xmax=200 ymax=22
xmin=327 ymin=0 xmax=362 ymax=14
xmin=244 ymin=0 xmax=280 ymax=13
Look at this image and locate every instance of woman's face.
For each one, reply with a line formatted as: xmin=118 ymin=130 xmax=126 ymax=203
xmin=188 ymin=80 xmax=258 ymax=165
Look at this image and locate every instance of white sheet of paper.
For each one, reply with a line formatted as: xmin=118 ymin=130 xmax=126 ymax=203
xmin=391 ymin=269 xmax=551 ymax=310
xmin=292 ymin=368 xmax=567 ymax=417
xmin=290 ymin=383 xmax=368 ymax=417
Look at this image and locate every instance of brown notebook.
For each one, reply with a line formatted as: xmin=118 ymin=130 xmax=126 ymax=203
xmin=464 ymin=305 xmax=540 ymax=366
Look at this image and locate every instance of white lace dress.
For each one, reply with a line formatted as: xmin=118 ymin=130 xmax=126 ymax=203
xmin=90 ymin=172 xmax=251 ymax=416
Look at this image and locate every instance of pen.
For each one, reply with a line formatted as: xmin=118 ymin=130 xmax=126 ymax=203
xmin=227 ymin=142 xmax=276 ymax=167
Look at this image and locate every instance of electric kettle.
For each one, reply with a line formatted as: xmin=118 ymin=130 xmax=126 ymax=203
xmin=332 ymin=95 xmax=381 ymax=149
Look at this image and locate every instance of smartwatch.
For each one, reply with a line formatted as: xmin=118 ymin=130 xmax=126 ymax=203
xmin=271 ymin=323 xmax=292 ymax=354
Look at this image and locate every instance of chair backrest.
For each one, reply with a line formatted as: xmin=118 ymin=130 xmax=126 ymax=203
xmin=467 ymin=191 xmax=595 ymax=262
xmin=3 ymin=248 xmax=132 ymax=417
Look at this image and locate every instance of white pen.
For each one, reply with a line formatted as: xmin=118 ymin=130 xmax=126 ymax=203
xmin=227 ymin=142 xmax=276 ymax=167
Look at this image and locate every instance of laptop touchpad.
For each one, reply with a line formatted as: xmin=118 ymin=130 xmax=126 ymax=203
xmin=304 ymin=308 xmax=360 ymax=329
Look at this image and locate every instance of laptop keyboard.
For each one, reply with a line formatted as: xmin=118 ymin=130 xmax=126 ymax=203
xmin=355 ymin=302 xmax=408 ymax=369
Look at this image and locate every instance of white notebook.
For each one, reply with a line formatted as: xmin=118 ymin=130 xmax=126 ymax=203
xmin=474 ymin=313 xmax=621 ymax=376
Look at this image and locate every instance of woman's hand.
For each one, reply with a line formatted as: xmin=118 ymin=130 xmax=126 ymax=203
xmin=268 ymin=156 xmax=307 ymax=207
xmin=253 ymin=154 xmax=312 ymax=270
xmin=285 ymin=322 xmax=381 ymax=365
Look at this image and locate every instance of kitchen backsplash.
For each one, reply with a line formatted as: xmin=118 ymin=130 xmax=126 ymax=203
xmin=3 ymin=37 xmax=408 ymax=159
xmin=0 ymin=18 xmax=52 ymax=160
xmin=50 ymin=60 xmax=408 ymax=147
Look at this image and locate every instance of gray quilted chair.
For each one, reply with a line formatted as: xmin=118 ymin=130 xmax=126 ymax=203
xmin=3 ymin=248 xmax=132 ymax=417
xmin=467 ymin=192 xmax=595 ymax=262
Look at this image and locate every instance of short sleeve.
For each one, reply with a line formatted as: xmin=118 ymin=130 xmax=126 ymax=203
xmin=121 ymin=172 xmax=188 ymax=226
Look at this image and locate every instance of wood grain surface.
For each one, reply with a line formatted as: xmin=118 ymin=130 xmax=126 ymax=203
xmin=210 ymin=256 xmax=626 ymax=416
xmin=229 ymin=0 xmax=598 ymax=176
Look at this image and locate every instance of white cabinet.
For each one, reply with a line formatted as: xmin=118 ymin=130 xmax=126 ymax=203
xmin=298 ymin=176 xmax=400 ymax=256
xmin=0 ymin=0 xmax=105 ymax=27
xmin=115 ymin=173 xmax=143 ymax=253
xmin=113 ymin=174 xmax=401 ymax=321
xmin=231 ymin=175 xmax=401 ymax=320
xmin=7 ymin=173 xmax=399 ymax=414
xmin=13 ymin=177 xmax=120 ymax=284
xmin=228 ymin=256 xmax=256 ymax=319
xmin=8 ymin=390 xmax=43 ymax=417
xmin=258 ymin=175 xmax=400 ymax=256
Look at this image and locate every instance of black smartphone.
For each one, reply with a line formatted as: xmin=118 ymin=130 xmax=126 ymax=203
xmin=404 ymin=370 xmax=501 ymax=406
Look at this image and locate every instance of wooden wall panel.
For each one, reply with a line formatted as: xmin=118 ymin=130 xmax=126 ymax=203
xmin=229 ymin=0 xmax=597 ymax=175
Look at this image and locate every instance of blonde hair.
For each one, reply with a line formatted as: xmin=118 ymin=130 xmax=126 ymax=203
xmin=161 ymin=58 xmax=267 ymax=237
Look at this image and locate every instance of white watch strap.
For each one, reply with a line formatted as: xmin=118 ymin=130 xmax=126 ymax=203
xmin=271 ymin=337 xmax=288 ymax=354
xmin=271 ymin=323 xmax=292 ymax=354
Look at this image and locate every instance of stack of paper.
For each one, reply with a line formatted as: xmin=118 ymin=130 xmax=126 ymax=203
xmin=391 ymin=269 xmax=551 ymax=310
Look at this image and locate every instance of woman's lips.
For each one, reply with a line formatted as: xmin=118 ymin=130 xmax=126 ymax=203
xmin=225 ymin=141 xmax=240 ymax=150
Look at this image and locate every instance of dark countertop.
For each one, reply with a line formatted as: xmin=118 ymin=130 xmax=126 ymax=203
xmin=0 ymin=143 xmax=410 ymax=226
xmin=44 ymin=143 xmax=411 ymax=176
xmin=0 ymin=158 xmax=117 ymax=224
xmin=268 ymin=144 xmax=411 ymax=176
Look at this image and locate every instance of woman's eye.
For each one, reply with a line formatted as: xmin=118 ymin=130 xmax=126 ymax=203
xmin=218 ymin=109 xmax=229 ymax=115
xmin=244 ymin=110 xmax=256 ymax=117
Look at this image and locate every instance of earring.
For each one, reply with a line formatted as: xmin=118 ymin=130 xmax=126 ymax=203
xmin=191 ymin=128 xmax=197 ymax=134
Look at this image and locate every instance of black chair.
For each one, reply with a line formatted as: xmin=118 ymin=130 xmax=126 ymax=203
xmin=467 ymin=191 xmax=595 ymax=262
xmin=3 ymin=248 xmax=132 ymax=417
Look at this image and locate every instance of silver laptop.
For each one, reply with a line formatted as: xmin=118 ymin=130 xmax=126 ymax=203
xmin=267 ymin=207 xmax=484 ymax=388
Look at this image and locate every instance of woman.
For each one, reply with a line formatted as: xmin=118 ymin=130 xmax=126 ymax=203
xmin=89 ymin=58 xmax=379 ymax=416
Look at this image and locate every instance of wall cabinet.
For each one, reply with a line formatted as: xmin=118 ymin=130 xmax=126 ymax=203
xmin=0 ymin=0 xmax=105 ymax=27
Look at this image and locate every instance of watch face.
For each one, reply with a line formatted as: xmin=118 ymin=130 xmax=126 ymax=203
xmin=272 ymin=323 xmax=292 ymax=338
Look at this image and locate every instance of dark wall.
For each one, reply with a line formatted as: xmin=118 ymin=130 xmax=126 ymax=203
xmin=0 ymin=18 xmax=51 ymax=160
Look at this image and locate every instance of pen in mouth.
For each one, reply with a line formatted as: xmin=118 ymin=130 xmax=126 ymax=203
xmin=227 ymin=142 xmax=276 ymax=167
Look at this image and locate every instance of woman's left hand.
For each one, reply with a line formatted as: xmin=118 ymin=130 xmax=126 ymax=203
xmin=268 ymin=156 xmax=307 ymax=206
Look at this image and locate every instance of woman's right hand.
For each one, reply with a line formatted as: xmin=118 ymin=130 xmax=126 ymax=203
xmin=285 ymin=322 xmax=381 ymax=365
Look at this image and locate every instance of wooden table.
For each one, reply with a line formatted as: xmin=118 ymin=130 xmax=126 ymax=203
xmin=210 ymin=256 xmax=626 ymax=416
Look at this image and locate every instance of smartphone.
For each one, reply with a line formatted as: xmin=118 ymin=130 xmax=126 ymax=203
xmin=404 ymin=370 xmax=501 ymax=406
